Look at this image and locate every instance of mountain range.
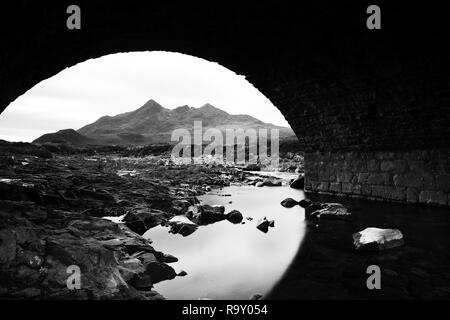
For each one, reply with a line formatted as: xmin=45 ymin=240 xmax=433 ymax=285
xmin=33 ymin=99 xmax=295 ymax=146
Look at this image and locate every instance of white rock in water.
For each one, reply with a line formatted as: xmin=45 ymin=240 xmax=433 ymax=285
xmin=353 ymin=227 xmax=404 ymax=251
xmin=168 ymin=215 xmax=198 ymax=236
xmin=169 ymin=215 xmax=195 ymax=225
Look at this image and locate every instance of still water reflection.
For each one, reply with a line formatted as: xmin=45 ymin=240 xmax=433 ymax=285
xmin=144 ymin=185 xmax=306 ymax=300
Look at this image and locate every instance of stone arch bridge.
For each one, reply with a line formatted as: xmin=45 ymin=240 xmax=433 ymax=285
xmin=1 ymin=1 xmax=449 ymax=207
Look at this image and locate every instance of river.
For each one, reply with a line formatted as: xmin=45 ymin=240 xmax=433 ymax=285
xmin=144 ymin=175 xmax=306 ymax=300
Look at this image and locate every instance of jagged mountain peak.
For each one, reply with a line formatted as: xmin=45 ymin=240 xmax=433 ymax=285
xmin=133 ymin=99 xmax=165 ymax=113
xmin=37 ymin=99 xmax=295 ymax=146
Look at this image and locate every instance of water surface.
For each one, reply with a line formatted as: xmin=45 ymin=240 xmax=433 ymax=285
xmin=145 ymin=185 xmax=306 ymax=300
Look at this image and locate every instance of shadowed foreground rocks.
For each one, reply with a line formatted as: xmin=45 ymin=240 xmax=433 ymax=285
xmin=0 ymin=200 xmax=175 ymax=299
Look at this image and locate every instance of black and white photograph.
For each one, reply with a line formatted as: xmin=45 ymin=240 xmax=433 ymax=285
xmin=0 ymin=0 xmax=449 ymax=314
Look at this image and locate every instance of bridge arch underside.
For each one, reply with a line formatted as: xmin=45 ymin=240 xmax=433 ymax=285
xmin=0 ymin=2 xmax=449 ymax=207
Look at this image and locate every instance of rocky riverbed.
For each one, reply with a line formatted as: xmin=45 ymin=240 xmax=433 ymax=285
xmin=0 ymin=141 xmax=304 ymax=299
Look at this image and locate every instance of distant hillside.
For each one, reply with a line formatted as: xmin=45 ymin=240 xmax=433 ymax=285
xmin=77 ymin=100 xmax=295 ymax=145
xmin=35 ymin=100 xmax=296 ymax=146
xmin=33 ymin=129 xmax=97 ymax=146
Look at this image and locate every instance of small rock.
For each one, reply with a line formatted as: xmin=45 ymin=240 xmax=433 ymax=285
xmin=290 ymin=175 xmax=304 ymax=189
xmin=123 ymin=207 xmax=171 ymax=234
xmin=226 ymin=210 xmax=243 ymax=224
xmin=262 ymin=178 xmax=282 ymax=187
xmin=256 ymin=217 xmax=271 ymax=233
xmin=177 ymin=270 xmax=188 ymax=277
xmin=269 ymin=220 xmax=275 ymax=227
xmin=280 ymin=198 xmax=298 ymax=208
xmin=353 ymin=227 xmax=404 ymax=251
xmin=250 ymin=293 xmax=263 ymax=300
xmin=186 ymin=205 xmax=226 ymax=225
xmin=161 ymin=253 xmax=178 ymax=263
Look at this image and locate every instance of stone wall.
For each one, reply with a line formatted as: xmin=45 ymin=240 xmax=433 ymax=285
xmin=305 ymin=150 xmax=450 ymax=207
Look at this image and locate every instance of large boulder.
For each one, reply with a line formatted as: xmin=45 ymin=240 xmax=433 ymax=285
xmin=119 ymin=258 xmax=146 ymax=282
xmin=280 ymin=198 xmax=299 ymax=208
xmin=226 ymin=210 xmax=243 ymax=224
xmin=186 ymin=204 xmax=226 ymax=225
xmin=130 ymin=252 xmax=176 ymax=290
xmin=353 ymin=228 xmax=404 ymax=251
xmin=137 ymin=253 xmax=177 ymax=284
xmin=308 ymin=203 xmax=352 ymax=221
xmin=123 ymin=207 xmax=171 ymax=234
xmin=167 ymin=216 xmax=198 ymax=236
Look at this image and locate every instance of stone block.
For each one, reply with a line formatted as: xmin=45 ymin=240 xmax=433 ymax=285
xmin=436 ymin=174 xmax=450 ymax=192
xmin=423 ymin=173 xmax=436 ymax=190
xmin=316 ymin=182 xmax=329 ymax=192
xmin=368 ymin=159 xmax=380 ymax=172
xmin=358 ymin=173 xmax=369 ymax=184
xmin=352 ymin=159 xmax=367 ymax=172
xmin=380 ymin=161 xmax=395 ymax=172
xmin=336 ymin=171 xmax=353 ymax=183
xmin=329 ymin=182 xmax=342 ymax=193
xmin=342 ymin=182 xmax=353 ymax=193
xmin=342 ymin=160 xmax=352 ymax=171
xmin=386 ymin=187 xmax=406 ymax=201
xmin=362 ymin=185 xmax=372 ymax=196
xmin=393 ymin=173 xmax=423 ymax=189
xmin=393 ymin=160 xmax=408 ymax=173
xmin=419 ymin=190 xmax=448 ymax=206
xmin=406 ymin=188 xmax=419 ymax=203
xmin=409 ymin=160 xmax=425 ymax=173
xmin=367 ymin=173 xmax=389 ymax=185
xmin=352 ymin=184 xmax=362 ymax=195
xmin=381 ymin=160 xmax=407 ymax=173
xmin=371 ymin=185 xmax=386 ymax=198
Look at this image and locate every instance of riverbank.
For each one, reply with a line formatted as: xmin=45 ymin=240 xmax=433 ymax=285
xmin=0 ymin=142 xmax=303 ymax=299
xmin=2 ymin=141 xmax=449 ymax=300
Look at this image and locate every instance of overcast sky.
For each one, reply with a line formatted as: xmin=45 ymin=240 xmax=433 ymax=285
xmin=0 ymin=51 xmax=289 ymax=142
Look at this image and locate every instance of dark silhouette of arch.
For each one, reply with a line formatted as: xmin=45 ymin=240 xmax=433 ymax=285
xmin=1 ymin=1 xmax=449 ymax=205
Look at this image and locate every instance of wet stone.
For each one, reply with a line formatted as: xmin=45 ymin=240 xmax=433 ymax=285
xmin=353 ymin=228 xmax=404 ymax=251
